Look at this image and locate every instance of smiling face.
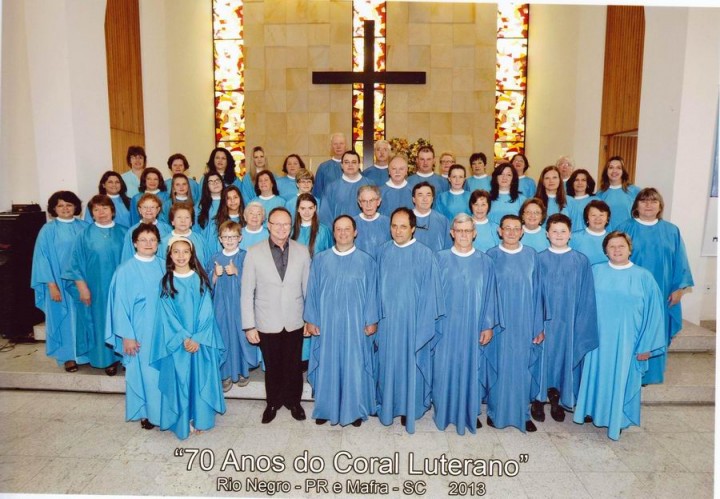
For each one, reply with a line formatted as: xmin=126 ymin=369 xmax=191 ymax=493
xmin=522 ymin=202 xmax=543 ymax=230
xmin=543 ymin=169 xmax=561 ymax=194
xmin=170 ymin=159 xmax=186 ymax=175
xmin=103 ymin=175 xmax=122 ymax=195
xmin=471 ymin=196 xmax=489 ymax=221
xmin=172 ymin=208 xmax=192 ymax=234
xmin=607 ymin=159 xmax=624 ymax=185
xmin=497 ymin=166 xmax=513 ymax=190
xmin=439 ymin=154 xmax=455 ymax=175
xmin=546 ymin=221 xmax=571 ymax=249
xmin=587 ymin=207 xmax=609 ymax=232
xmin=573 ymin=173 xmax=588 ymax=196
xmin=512 ymin=155 xmax=526 ymax=176
xmin=358 ymin=189 xmax=381 ymax=217
xmin=225 ymin=190 xmax=242 ymax=215
xmin=298 ymin=199 xmax=317 ymax=223
xmin=257 ymin=174 xmax=273 ymax=196
xmin=557 ymin=159 xmax=573 ymax=179
xmin=253 ymin=149 xmax=266 ymax=169
xmin=54 ymin=199 xmax=77 ymax=220
xmin=134 ymin=230 xmax=159 ymax=257
xmin=448 ymin=167 xmax=466 ymax=191
xmin=637 ymin=197 xmax=661 ymax=221
xmin=130 ymin=154 xmax=145 ymax=171
xmin=219 ymin=228 xmax=241 ymax=252
xmin=333 ymin=216 xmax=357 ymax=250
xmin=145 ymin=172 xmax=160 ymax=191
xmin=416 ymin=150 xmax=435 ymax=174
xmin=138 ymin=200 xmax=161 ymax=223
xmin=605 ymin=235 xmax=631 ymax=265
xmin=297 ymin=177 xmax=313 ymax=194
xmin=498 ymin=218 xmax=523 ymax=248
xmin=388 ymin=157 xmax=408 ymax=184
xmin=173 ymin=177 xmax=189 ymax=197
xmin=412 ymin=185 xmax=434 ymax=213
xmin=169 ymin=241 xmax=192 ymax=272
xmin=268 ymin=210 xmax=292 ymax=246
xmin=390 ymin=211 xmax=415 ymax=246
xmin=92 ymin=204 xmax=114 ymax=224
xmin=245 ymin=206 xmax=263 ymax=230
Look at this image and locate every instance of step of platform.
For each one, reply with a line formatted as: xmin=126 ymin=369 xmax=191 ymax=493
xmin=668 ymin=320 xmax=716 ymax=353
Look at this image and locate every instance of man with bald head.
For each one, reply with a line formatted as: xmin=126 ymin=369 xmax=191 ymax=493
xmin=313 ymin=132 xmax=347 ymax=200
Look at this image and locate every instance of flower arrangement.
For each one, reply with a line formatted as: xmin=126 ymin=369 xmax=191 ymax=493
xmin=388 ymin=137 xmax=434 ymax=175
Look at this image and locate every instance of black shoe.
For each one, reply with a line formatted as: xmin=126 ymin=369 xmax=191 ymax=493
xmin=351 ymin=418 xmax=362 ymax=427
xmin=486 ymin=416 xmax=496 ymax=428
xmin=550 ymin=404 xmax=566 ymax=422
xmin=104 ymin=361 xmax=120 ymax=376
xmin=531 ymin=401 xmax=545 ymax=422
xmin=584 ymin=415 xmax=593 ymax=423
xmin=301 ymin=360 xmax=309 ymax=373
xmin=525 ymin=420 xmax=537 ymax=432
xmin=476 ymin=418 xmax=482 ymax=429
xmin=261 ymin=405 xmax=277 ymax=424
xmin=290 ymin=404 xmax=306 ymax=421
xmin=315 ymin=418 xmax=328 ymax=425
xmin=140 ymin=418 xmax=155 ymax=430
xmin=400 ymin=416 xmax=407 ymax=427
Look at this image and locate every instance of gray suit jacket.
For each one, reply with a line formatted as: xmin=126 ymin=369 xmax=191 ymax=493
xmin=241 ymin=239 xmax=310 ymax=334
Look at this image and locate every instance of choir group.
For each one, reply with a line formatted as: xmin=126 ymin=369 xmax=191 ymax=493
xmin=30 ymin=133 xmax=694 ymax=441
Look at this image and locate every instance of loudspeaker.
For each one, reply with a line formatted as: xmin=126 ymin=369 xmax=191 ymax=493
xmin=0 ymin=209 xmax=47 ymax=342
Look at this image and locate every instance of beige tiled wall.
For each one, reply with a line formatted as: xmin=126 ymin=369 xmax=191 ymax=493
xmin=244 ymin=0 xmax=496 ymax=174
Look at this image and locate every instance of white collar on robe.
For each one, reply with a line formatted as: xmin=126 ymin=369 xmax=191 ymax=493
xmin=609 ymin=261 xmax=633 ymax=270
xmin=171 ymin=229 xmax=191 ymax=237
xmin=635 ymin=217 xmax=659 ymax=226
xmin=574 ymin=194 xmax=589 ymax=200
xmin=223 ymin=247 xmax=240 ymax=256
xmin=173 ymin=269 xmax=195 ymax=278
xmin=134 ymin=254 xmax=156 ymax=262
xmin=451 ymin=246 xmax=475 ymax=257
xmin=359 ymin=213 xmax=380 ymax=222
xmin=609 ymin=184 xmax=623 ymax=190
xmin=393 ymin=238 xmax=416 ymax=248
xmin=373 ymin=164 xmax=388 ymax=170
xmin=413 ymin=209 xmax=430 ymax=218
xmin=108 ymin=194 xmax=120 ymax=199
xmin=474 ymin=218 xmax=489 ymax=225
xmin=385 ymin=179 xmax=408 ymax=189
xmin=519 ymin=175 xmax=527 ymax=179
xmin=449 ymin=189 xmax=465 ymax=195
xmin=523 ymin=226 xmax=541 ymax=234
xmin=331 ymin=158 xmax=342 ymax=163
xmin=211 ymin=194 xmax=221 ymax=200
xmin=245 ymin=226 xmax=263 ymax=234
xmin=416 ymin=171 xmax=434 ymax=178
xmin=586 ymin=227 xmax=606 ymax=236
xmin=57 ymin=217 xmax=75 ymax=223
xmin=499 ymin=242 xmax=523 ymax=254
xmin=547 ymin=193 xmax=557 ymax=199
xmin=332 ymin=245 xmax=356 ymax=256
xmin=146 ymin=189 xmax=160 ymax=194
xmin=95 ymin=221 xmax=115 ymax=228
xmin=301 ymin=221 xmax=312 ymax=227
xmin=176 ymin=195 xmax=188 ymax=201
xmin=342 ymin=174 xmax=363 ymax=183
xmin=286 ymin=176 xmax=296 ymax=181
xmin=548 ymin=246 xmax=571 ymax=254
xmin=230 ymin=215 xmax=240 ymax=221
xmin=472 ymin=174 xmax=488 ymax=180
xmin=498 ymin=189 xmax=510 ymax=195
xmin=259 ymin=194 xmax=275 ymax=200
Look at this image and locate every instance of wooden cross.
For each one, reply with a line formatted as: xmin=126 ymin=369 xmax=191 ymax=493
xmin=312 ymin=20 xmax=426 ymax=169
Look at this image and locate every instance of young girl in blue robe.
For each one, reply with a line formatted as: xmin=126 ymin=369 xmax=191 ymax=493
xmin=106 ymin=223 xmax=165 ymax=429
xmin=596 ymin=156 xmax=640 ymax=229
xmin=210 ymin=221 xmax=258 ymax=390
xmin=31 ymin=191 xmax=89 ymax=371
xmin=151 ymin=235 xmax=226 ymax=440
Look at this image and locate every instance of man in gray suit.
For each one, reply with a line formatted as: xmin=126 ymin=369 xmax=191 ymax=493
xmin=241 ymin=207 xmax=311 ymax=424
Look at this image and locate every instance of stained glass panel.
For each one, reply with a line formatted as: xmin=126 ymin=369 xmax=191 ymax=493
xmin=353 ymin=0 xmax=386 ymax=37
xmin=496 ymin=39 xmax=527 ymax=91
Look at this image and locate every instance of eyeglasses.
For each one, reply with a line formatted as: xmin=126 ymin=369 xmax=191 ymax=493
xmin=358 ymin=198 xmax=379 ymax=204
xmin=269 ymin=222 xmax=291 ymax=229
xmin=136 ymin=238 xmax=158 ymax=244
xmin=524 ymin=210 xmax=542 ymax=216
xmin=220 ymin=235 xmax=240 ymax=240
xmin=501 ymin=227 xmax=522 ymax=232
xmin=452 ymin=229 xmax=475 ymax=235
xmin=208 ymin=179 xmax=223 ymax=184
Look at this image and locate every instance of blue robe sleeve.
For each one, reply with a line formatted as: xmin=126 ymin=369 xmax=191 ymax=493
xmin=303 ymin=258 xmax=322 ymax=326
xmin=573 ymin=257 xmax=599 ymax=367
xmin=31 ymin=224 xmax=55 ymax=308
xmin=363 ymin=257 xmax=381 ymax=327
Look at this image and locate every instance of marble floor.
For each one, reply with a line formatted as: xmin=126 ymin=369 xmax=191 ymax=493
xmin=0 ymin=390 xmax=714 ymax=498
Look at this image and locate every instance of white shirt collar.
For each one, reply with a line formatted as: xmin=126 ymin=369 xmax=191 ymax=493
xmin=223 ymin=247 xmax=240 ymax=256
xmin=451 ymin=247 xmax=476 ymax=257
xmin=286 ymin=176 xmax=296 ymax=181
xmin=331 ymin=158 xmax=341 ymax=163
xmin=635 ymin=217 xmax=659 ymax=226
xmin=342 ymin=174 xmax=362 ymax=183
xmin=173 ymin=269 xmax=196 ymax=278
xmin=548 ymin=246 xmax=571 ymax=254
xmin=134 ymin=254 xmax=156 ymax=262
xmin=95 ymin=221 xmax=115 ymax=228
xmin=385 ymin=179 xmax=408 ymax=189
xmin=393 ymin=238 xmax=416 ymax=248
xmin=523 ymin=226 xmax=541 ymax=234
xmin=547 ymin=193 xmax=557 ymax=199
xmin=499 ymin=243 xmax=523 ymax=254
xmin=359 ymin=213 xmax=380 ymax=222
xmin=332 ymin=245 xmax=356 ymax=256
xmin=609 ymin=261 xmax=633 ymax=269
xmin=146 ymin=189 xmax=160 ymax=194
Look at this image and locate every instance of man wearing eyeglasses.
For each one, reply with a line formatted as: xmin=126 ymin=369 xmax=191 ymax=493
xmin=353 ymin=185 xmax=390 ymax=261
xmin=241 ymin=207 xmax=311 ymax=424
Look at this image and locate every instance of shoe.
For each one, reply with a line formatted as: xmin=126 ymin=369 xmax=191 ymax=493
xmin=486 ymin=416 xmax=496 ymax=428
xmin=476 ymin=418 xmax=482 ymax=429
xmin=351 ymin=418 xmax=362 ymax=427
xmin=261 ymin=405 xmax=277 ymax=424
xmin=104 ymin=361 xmax=120 ymax=376
xmin=301 ymin=360 xmax=309 ymax=373
xmin=584 ymin=415 xmax=593 ymax=423
xmin=140 ymin=418 xmax=155 ymax=430
xmin=315 ymin=418 xmax=328 ymax=425
xmin=64 ymin=361 xmax=78 ymax=373
xmin=525 ymin=420 xmax=537 ymax=432
xmin=290 ymin=405 xmax=306 ymax=421
xmin=222 ymin=378 xmax=233 ymax=392
xmin=550 ymin=404 xmax=566 ymax=422
xmin=531 ymin=401 xmax=545 ymax=422
xmin=400 ymin=416 xmax=407 ymax=427
xmin=236 ymin=376 xmax=250 ymax=387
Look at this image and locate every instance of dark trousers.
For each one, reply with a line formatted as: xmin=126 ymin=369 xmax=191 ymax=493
xmin=258 ymin=327 xmax=304 ymax=409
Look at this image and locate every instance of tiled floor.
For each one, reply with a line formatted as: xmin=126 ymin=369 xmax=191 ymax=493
xmin=0 ymin=390 xmax=714 ymax=498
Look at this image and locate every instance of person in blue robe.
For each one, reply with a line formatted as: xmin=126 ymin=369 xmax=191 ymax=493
xmin=129 ymin=167 xmax=168 ymax=225
xmin=362 ymin=140 xmax=391 ymax=185
xmin=486 ymin=214 xmax=544 ymax=433
xmin=120 ymin=193 xmax=172 ymax=262
xmin=210 ymin=221 xmax=259 ymax=389
xmin=411 ymin=182 xmax=452 ymax=252
xmin=573 ymin=231 xmax=665 ymax=440
xmin=239 ymin=201 xmax=269 ymax=251
xmin=312 ymin=133 xmax=346 ymax=199
xmin=304 ymin=216 xmax=380 ymax=427
xmin=407 ymin=171 xmax=448 ymax=195
xmin=616 ymin=188 xmax=694 ymax=385
xmin=31 ymin=191 xmax=89 ymax=371
xmin=276 ymin=154 xmax=307 ymax=201
xmin=379 ymin=154 xmax=413 ymax=216
xmin=151 ymin=235 xmax=226 ymax=440
xmin=276 ymin=176 xmax=298 ymax=201
xmin=84 ymin=171 xmax=132 ymax=228
xmin=165 ymin=153 xmax=201 ymax=202
xmin=376 ymin=208 xmax=445 ymax=433
xmin=319 ymin=151 xmax=373 ymax=225
xmin=488 ymin=163 xmax=526 ymax=224
xmin=535 ymin=165 xmax=578 ymax=223
xmin=162 ymin=173 xmax=196 ymax=224
xmin=465 ymin=152 xmax=491 ymax=193
xmin=534 ymin=214 xmax=598 ymax=423
xmin=239 ymin=146 xmax=266 ymax=205
xmin=352 ymin=185 xmax=390 ymax=260
xmin=569 ymin=199 xmax=611 ymax=265
xmin=159 ymin=202 xmax=209 ymax=272
xmin=106 ymin=223 xmax=165 ymax=429
xmin=469 ymin=190 xmax=499 ymax=252
xmin=200 ymin=185 xmax=245 ymax=259
xmin=122 ymin=145 xmax=146 ymax=198
xmin=433 ymin=213 xmax=500 ymax=435
xmin=254 ymin=170 xmax=286 ymax=217
xmin=520 ymin=197 xmax=549 ymax=252
xmin=435 ymin=165 xmax=472 ymax=221
xmin=565 ymin=168 xmax=596 ymax=233
xmin=63 ymin=195 xmax=125 ymax=372
xmin=595 ymin=156 xmax=640 ymax=228
xmin=284 ymin=169 xmax=316 ymax=221
xmin=510 ymin=153 xmax=536 ymax=198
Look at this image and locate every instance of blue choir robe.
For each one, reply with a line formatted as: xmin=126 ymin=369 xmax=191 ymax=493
xmin=473 ymin=219 xmax=500 ymax=252
xmin=256 ymin=194 xmax=286 ymax=216
xmin=84 ymin=194 xmax=131 ymax=228
xmin=596 ymin=184 xmax=640 ymax=229
xmin=543 ymin=194 xmax=576 ymax=219
xmin=519 ymin=176 xmax=536 ymax=198
xmin=304 ymin=247 xmax=380 ymax=426
xmin=158 ymin=231 xmax=209 ymax=273
xmin=239 ymin=174 xmax=257 ymax=206
xmin=160 ymin=196 xmax=192 ymax=225
xmin=165 ymin=178 xmax=201 ymax=203
xmin=362 ymin=165 xmax=388 ymax=185
xmin=414 ymin=210 xmax=452 ymax=253
xmin=150 ymin=271 xmax=226 ymax=440
xmin=435 ymin=190 xmax=471 ymax=221
xmin=376 ymin=240 xmax=445 ymax=433
xmin=570 ymin=195 xmax=593 ymax=232
xmin=122 ymin=170 xmax=141 ymax=198
xmin=488 ymin=193 xmax=526 ymax=225
xmin=616 ymin=218 xmax=694 ymax=385
xmin=120 ymin=220 xmax=172 ymax=262
xmin=537 ymin=248 xmax=599 ymax=409
xmin=433 ymin=248 xmax=500 ymax=435
xmin=521 ymin=227 xmax=549 ymax=252
xmin=193 ymin=198 xmax=221 ymax=235
xmin=105 ymin=255 xmax=165 ymax=425
xmin=200 ymin=214 xmax=240 ymax=260
xmin=486 ymin=244 xmax=544 ymax=432
xmin=284 ymin=195 xmax=301 ymax=221
xmin=62 ymin=223 xmax=126 ymax=368
xmin=312 ymin=158 xmax=342 ymax=200
xmin=318 ymin=175 xmax=372 ymax=225
xmin=465 ymin=175 xmax=491 ymax=193
xmin=129 ymin=191 xmax=169 ymax=226
xmin=276 ymin=175 xmax=299 ymax=201
xmin=31 ymin=218 xmax=89 ymax=365
xmin=239 ymin=227 xmax=269 ymax=251
xmin=353 ymin=213 xmax=391 ymax=261
xmin=407 ymin=172 xmax=449 ymax=195
xmin=210 ymin=248 xmax=259 ymax=381
xmin=570 ymin=229 xmax=608 ymax=265
xmin=379 ymin=181 xmax=413 ymax=217
xmin=573 ymin=263 xmax=665 ymax=440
